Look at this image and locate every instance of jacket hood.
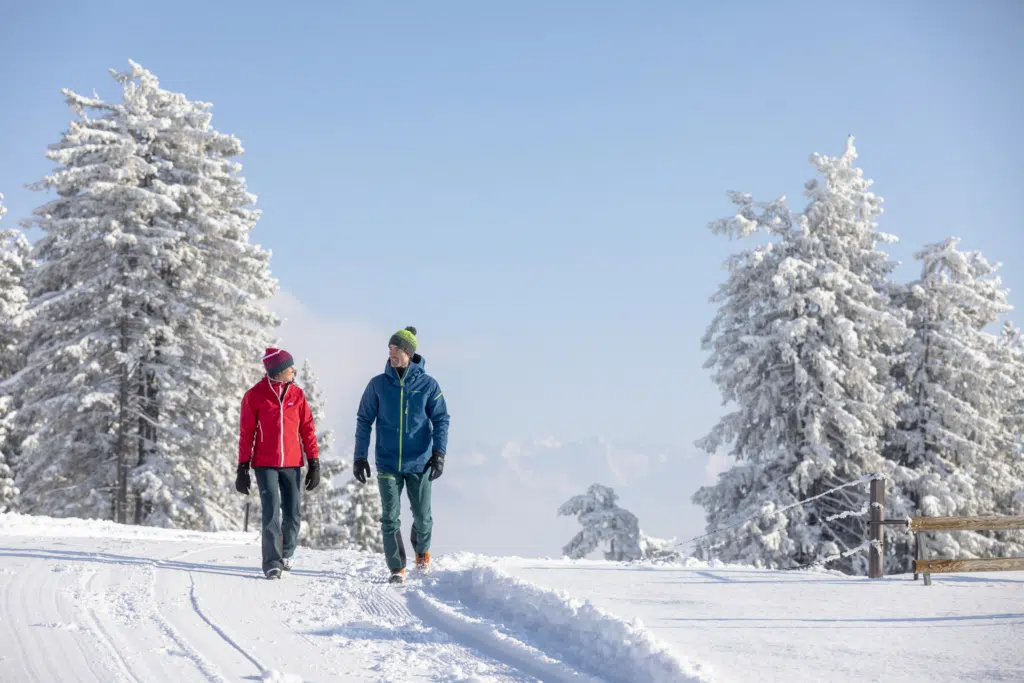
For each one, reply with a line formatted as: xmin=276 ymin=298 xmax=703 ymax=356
xmin=383 ymin=353 xmax=425 ymax=383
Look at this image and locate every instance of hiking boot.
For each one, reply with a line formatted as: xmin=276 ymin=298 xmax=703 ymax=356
xmin=388 ymin=569 xmax=405 ymax=584
xmin=265 ymin=567 xmax=282 ymax=580
xmin=415 ymin=552 xmax=431 ymax=568
xmin=282 ymin=557 xmax=293 ymax=571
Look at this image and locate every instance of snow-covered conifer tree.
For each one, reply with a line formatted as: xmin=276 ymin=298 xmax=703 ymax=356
xmin=297 ymin=360 xmax=334 ymax=458
xmin=692 ymin=138 xmax=912 ymax=573
xmin=0 ymin=195 xmax=30 ymax=512
xmin=343 ymin=478 xmax=383 ymax=553
xmin=15 ymin=62 xmax=277 ymax=527
xmin=888 ymin=239 xmax=1022 ymax=559
xmin=557 ymin=483 xmax=643 ymax=561
xmin=295 ymin=360 xmax=348 ymax=547
xmin=299 ymin=459 xmax=351 ymax=548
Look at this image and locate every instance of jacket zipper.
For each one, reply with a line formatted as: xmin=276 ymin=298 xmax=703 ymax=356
xmin=266 ymin=377 xmax=289 ymax=468
xmin=279 ymin=383 xmax=288 ymax=468
xmin=398 ymin=373 xmax=406 ymax=473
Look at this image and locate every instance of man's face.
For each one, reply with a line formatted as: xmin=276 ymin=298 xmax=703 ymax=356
xmin=274 ymin=366 xmax=297 ymax=383
xmin=388 ymin=344 xmax=410 ymax=368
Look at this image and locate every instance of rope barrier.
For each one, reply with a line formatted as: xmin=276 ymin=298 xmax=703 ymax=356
xmin=670 ymin=473 xmax=882 ymax=553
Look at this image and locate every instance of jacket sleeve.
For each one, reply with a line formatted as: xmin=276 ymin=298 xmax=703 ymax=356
xmin=426 ymin=380 xmax=449 ymax=455
xmin=238 ymin=391 xmax=257 ymax=465
xmin=298 ymin=390 xmax=319 ymax=462
xmin=354 ymin=379 xmax=378 ymax=461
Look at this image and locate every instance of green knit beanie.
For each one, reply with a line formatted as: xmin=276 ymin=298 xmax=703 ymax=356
xmin=389 ymin=326 xmax=418 ymax=357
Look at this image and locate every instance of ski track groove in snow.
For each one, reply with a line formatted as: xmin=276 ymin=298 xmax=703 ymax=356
xmin=6 ymin=561 xmax=81 ymax=682
xmin=186 ymin=572 xmax=266 ymax=675
xmin=79 ymin=568 xmax=143 ymax=683
xmin=147 ymin=548 xmax=234 ymax=683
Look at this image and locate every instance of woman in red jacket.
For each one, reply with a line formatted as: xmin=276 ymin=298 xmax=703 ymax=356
xmin=235 ymin=348 xmax=320 ymax=579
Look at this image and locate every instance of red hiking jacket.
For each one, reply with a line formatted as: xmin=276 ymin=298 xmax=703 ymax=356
xmin=238 ymin=377 xmax=319 ymax=468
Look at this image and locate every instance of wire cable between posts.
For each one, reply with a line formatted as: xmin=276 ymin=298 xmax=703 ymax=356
xmin=669 ymin=473 xmax=884 ymax=567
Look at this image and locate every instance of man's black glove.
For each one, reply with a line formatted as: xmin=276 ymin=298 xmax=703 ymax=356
xmin=427 ymin=451 xmax=445 ymax=481
xmin=235 ymin=462 xmax=251 ymax=494
xmin=304 ymin=458 xmax=320 ymax=491
xmin=354 ymin=458 xmax=371 ymax=484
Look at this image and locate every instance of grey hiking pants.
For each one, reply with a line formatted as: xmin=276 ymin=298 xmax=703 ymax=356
xmin=255 ymin=466 xmax=302 ymax=573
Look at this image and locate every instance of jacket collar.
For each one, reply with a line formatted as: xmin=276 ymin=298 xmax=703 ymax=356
xmin=384 ymin=354 xmax=424 ymax=384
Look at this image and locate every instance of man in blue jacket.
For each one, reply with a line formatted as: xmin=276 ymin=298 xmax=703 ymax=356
xmin=354 ymin=326 xmax=450 ymax=583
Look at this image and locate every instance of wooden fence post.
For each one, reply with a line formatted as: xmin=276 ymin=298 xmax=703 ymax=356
xmin=869 ymin=477 xmax=884 ymax=579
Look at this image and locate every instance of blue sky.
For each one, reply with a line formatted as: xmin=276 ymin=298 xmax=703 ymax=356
xmin=2 ymin=1 xmax=1023 ymax=550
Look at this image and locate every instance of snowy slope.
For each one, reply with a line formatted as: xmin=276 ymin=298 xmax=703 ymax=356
xmin=1 ymin=514 xmax=1021 ymax=682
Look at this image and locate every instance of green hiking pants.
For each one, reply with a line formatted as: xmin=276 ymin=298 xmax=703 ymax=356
xmin=378 ymin=471 xmax=432 ymax=570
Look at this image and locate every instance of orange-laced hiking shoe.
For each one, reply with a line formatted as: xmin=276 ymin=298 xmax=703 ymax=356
xmin=415 ymin=552 xmax=431 ymax=568
xmin=388 ymin=568 xmax=405 ymax=584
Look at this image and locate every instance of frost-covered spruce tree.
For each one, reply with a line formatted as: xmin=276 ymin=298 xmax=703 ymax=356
xmin=888 ymin=239 xmax=1022 ymax=559
xmin=299 ymin=459 xmax=351 ymax=548
xmin=296 ymin=360 xmax=346 ymax=546
xmin=16 ymin=62 xmax=277 ymax=527
xmin=343 ymin=478 xmax=383 ymax=553
xmin=558 ymin=483 xmax=643 ymax=561
xmin=115 ymin=62 xmax=277 ymax=530
xmin=297 ymin=360 xmax=334 ymax=458
xmin=692 ymin=138 xmax=912 ymax=573
xmin=0 ymin=195 xmax=30 ymax=512
xmin=15 ymin=91 xmax=163 ymax=521
xmin=129 ymin=61 xmax=277 ymax=529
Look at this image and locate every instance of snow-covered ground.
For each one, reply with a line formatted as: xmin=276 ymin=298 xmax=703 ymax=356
xmin=0 ymin=514 xmax=1021 ymax=682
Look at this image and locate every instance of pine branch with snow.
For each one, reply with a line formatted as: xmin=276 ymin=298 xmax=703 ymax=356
xmin=692 ymin=138 xmax=913 ymax=574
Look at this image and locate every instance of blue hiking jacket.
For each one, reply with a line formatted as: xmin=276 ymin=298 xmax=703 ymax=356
xmin=354 ymin=354 xmax=450 ymax=475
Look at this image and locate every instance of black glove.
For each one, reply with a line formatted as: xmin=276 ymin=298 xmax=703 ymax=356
xmin=304 ymin=458 xmax=321 ymax=491
xmin=427 ymin=451 xmax=445 ymax=481
xmin=235 ymin=462 xmax=251 ymax=494
xmin=354 ymin=458 xmax=371 ymax=484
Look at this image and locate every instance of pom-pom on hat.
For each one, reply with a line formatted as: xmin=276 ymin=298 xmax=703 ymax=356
xmin=389 ymin=326 xmax=418 ymax=357
xmin=263 ymin=347 xmax=295 ymax=376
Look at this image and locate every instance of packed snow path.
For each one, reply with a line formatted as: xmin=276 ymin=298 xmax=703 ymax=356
xmin=1 ymin=515 xmax=1022 ymax=682
xmin=0 ymin=516 xmax=705 ymax=683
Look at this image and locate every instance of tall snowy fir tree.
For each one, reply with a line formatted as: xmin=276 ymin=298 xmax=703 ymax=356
xmin=295 ymin=360 xmax=349 ymax=547
xmin=14 ymin=62 xmax=277 ymax=528
xmin=342 ymin=478 xmax=384 ymax=553
xmin=558 ymin=483 xmax=643 ymax=561
xmin=692 ymin=138 xmax=912 ymax=574
xmin=0 ymin=194 xmax=31 ymax=512
xmin=888 ymin=239 xmax=1023 ymax=561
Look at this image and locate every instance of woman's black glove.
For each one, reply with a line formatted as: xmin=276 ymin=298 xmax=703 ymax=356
xmin=235 ymin=462 xmax=251 ymax=494
xmin=304 ymin=458 xmax=321 ymax=491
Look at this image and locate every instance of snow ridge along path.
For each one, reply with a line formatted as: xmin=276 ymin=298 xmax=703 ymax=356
xmin=0 ymin=514 xmax=709 ymax=683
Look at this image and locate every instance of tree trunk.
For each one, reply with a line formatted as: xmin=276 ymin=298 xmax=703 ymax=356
xmin=116 ymin=315 xmax=130 ymax=525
